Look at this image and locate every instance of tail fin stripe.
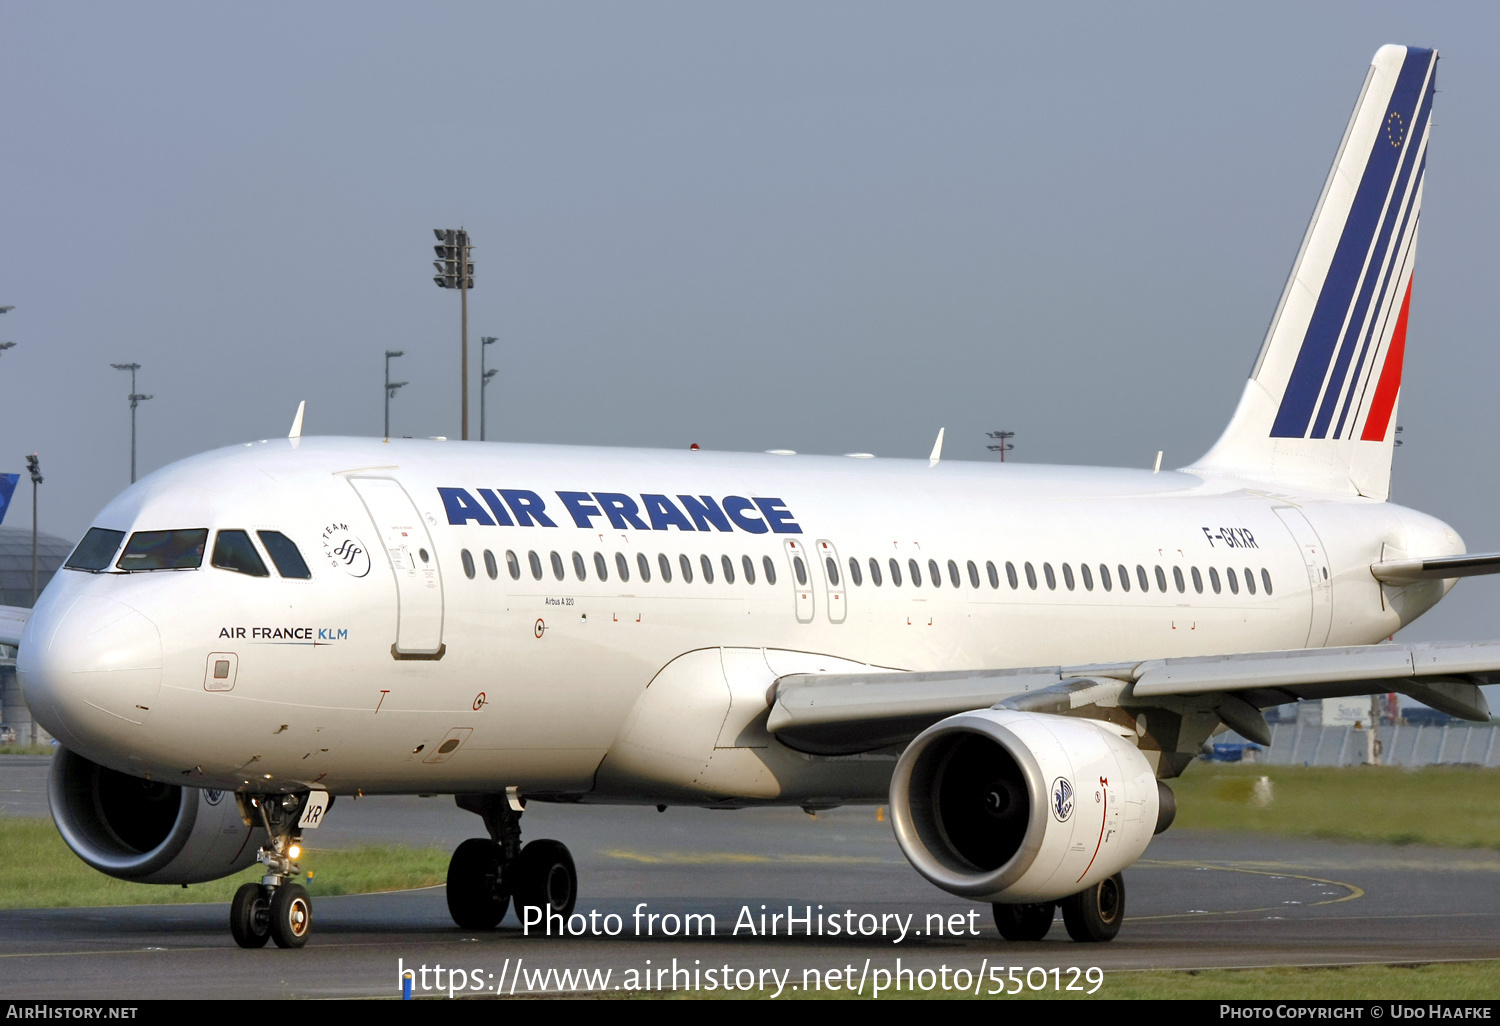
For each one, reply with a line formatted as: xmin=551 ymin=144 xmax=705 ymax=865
xmin=1269 ymin=48 xmax=1435 ymax=439
xmin=1312 ymin=79 xmax=1433 ymax=439
xmin=1332 ymin=166 xmax=1423 ymax=439
xmin=1360 ymin=276 xmax=1413 ymax=441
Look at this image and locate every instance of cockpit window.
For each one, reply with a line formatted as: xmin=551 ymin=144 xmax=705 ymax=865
xmin=212 ymin=530 xmax=269 ymax=577
xmin=66 ymin=528 xmax=126 ymax=572
xmin=257 ymin=531 xmax=312 ymax=579
xmin=117 ymin=529 xmax=209 ymax=571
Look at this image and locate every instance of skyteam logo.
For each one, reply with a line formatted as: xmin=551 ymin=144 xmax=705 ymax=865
xmin=1050 ymin=777 xmax=1075 ymax=822
xmin=321 ymin=522 xmax=372 ymax=577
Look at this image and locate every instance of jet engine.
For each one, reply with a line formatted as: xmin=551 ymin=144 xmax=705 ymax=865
xmin=48 ymin=747 xmax=264 ymax=885
xmin=889 ymin=709 xmax=1161 ymax=903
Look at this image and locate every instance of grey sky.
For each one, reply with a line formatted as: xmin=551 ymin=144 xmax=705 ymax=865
xmin=4 ymin=2 xmax=1500 ymax=646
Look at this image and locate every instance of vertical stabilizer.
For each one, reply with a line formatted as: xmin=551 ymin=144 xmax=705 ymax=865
xmin=1189 ymin=45 xmax=1436 ymax=500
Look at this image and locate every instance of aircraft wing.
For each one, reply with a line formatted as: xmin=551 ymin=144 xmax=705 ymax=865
xmin=0 ymin=605 xmax=29 ymax=648
xmin=767 ymin=640 xmax=1499 ymax=756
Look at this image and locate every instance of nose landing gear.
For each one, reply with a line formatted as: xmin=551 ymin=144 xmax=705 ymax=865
xmin=448 ymin=792 xmax=577 ymax=929
xmin=229 ymin=793 xmax=319 ymax=949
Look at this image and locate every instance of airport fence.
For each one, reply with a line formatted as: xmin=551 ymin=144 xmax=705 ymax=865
xmin=1244 ymin=722 xmax=1500 ymax=767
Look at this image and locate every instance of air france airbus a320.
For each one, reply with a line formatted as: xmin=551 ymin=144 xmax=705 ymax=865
xmin=5 ymin=44 xmax=1496 ymax=950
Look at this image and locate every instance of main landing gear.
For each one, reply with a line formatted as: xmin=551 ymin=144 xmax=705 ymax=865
xmin=446 ymin=793 xmax=577 ymax=929
xmin=230 ymin=793 xmax=319 ymax=949
xmin=991 ymin=872 xmax=1126 ymax=943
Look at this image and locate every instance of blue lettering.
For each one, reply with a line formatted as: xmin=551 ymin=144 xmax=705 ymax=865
xmin=594 ymin=492 xmax=650 ymax=531
xmin=476 ymin=488 xmax=515 ymax=526
xmin=499 ymin=489 xmax=557 ymax=528
xmin=439 ymin=487 xmax=495 ymax=526
xmin=317 ymin=629 xmax=327 ymax=639
xmin=722 ymin=496 xmax=768 ymax=534
xmin=678 ymin=495 xmax=732 ymax=533
xmin=556 ymin=491 xmax=604 ymax=529
xmin=338 ymin=629 xmax=348 ymax=639
xmin=641 ymin=494 xmax=695 ymax=532
xmin=753 ymin=497 xmax=801 ymax=534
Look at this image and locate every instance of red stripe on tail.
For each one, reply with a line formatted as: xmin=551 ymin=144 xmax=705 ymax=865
xmin=1361 ymin=278 xmax=1413 ymax=441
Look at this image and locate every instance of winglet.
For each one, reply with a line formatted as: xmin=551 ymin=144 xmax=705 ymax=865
xmin=928 ymin=427 xmax=945 ymax=467
xmin=288 ymin=401 xmax=305 ymax=440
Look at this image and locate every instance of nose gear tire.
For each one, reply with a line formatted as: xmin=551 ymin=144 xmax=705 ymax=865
xmin=269 ymin=882 xmax=312 ymax=948
xmin=230 ymin=883 xmax=271 ymax=949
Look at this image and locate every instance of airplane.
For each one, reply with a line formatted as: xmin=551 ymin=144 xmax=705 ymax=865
xmin=5 ymin=43 xmax=1497 ymax=952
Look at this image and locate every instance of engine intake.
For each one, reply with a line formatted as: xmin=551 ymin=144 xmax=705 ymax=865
xmin=890 ymin=709 xmax=1158 ymax=903
xmin=48 ymin=747 xmax=264 ymax=884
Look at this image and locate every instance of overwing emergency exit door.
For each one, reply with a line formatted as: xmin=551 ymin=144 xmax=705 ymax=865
xmin=784 ymin=538 xmax=814 ymax=623
xmin=350 ymin=477 xmax=445 ymax=656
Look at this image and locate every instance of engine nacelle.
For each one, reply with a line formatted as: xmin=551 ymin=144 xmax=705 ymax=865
xmin=889 ymin=709 xmax=1158 ymax=903
xmin=48 ymin=747 xmax=264 ymax=885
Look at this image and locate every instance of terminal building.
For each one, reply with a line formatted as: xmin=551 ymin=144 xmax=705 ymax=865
xmin=0 ymin=525 xmax=74 ymax=744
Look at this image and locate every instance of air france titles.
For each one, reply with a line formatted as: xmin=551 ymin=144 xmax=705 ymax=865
xmin=437 ymin=488 xmax=801 ymax=535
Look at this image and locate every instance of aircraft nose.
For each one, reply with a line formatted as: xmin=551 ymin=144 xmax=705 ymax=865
xmin=18 ymin=594 xmax=163 ymax=749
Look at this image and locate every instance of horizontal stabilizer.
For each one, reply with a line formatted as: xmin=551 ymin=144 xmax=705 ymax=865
xmin=1371 ymin=552 xmax=1500 ymax=582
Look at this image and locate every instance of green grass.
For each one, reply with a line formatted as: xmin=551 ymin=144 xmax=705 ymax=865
xmin=0 ymin=814 xmax=450 ymax=908
xmin=1166 ymin=763 xmax=1500 ymax=850
xmin=624 ymin=961 xmax=1500 ymax=1000
xmin=0 ymin=743 xmax=55 ymax=755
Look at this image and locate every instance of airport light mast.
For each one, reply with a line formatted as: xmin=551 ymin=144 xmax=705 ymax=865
xmin=480 ymin=335 xmax=498 ymax=441
xmin=25 ymin=454 xmax=41 ymax=604
xmin=432 ymin=229 xmax=474 ymax=440
xmin=383 ymin=349 xmax=407 ymax=439
xmin=110 ymin=363 xmax=152 ymax=484
xmin=986 ymin=430 xmax=1015 ymax=462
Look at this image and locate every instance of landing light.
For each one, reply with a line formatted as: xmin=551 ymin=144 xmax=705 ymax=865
xmin=288 ymin=844 xmax=301 ymax=860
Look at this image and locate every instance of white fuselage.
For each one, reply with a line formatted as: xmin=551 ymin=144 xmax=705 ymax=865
xmin=18 ymin=437 xmax=1460 ymax=804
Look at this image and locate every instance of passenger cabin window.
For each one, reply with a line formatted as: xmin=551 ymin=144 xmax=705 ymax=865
xmin=1062 ymin=563 xmax=1075 ymax=591
xmin=847 ymin=557 xmax=861 ymax=586
xmin=1136 ymin=565 xmax=1149 ymax=592
xmin=528 ymin=551 xmax=543 ymax=580
xmin=550 ymin=551 xmax=565 ymax=581
xmin=967 ymin=560 xmax=980 ymax=589
xmin=743 ymin=555 xmax=756 ymax=584
xmin=928 ymin=559 xmax=940 ymax=587
xmin=680 ymin=554 xmax=694 ymax=583
xmin=1262 ymin=569 xmax=1273 ymax=595
xmin=948 ymin=559 xmax=961 ymax=588
xmin=986 ymin=560 xmax=999 ymax=589
xmin=889 ymin=558 xmax=903 ymax=587
xmin=1227 ymin=567 xmax=1239 ymax=594
xmin=1209 ymin=566 xmax=1221 ymax=593
xmin=827 ymin=557 xmax=840 ymax=586
xmin=722 ymin=554 xmax=735 ymax=584
xmin=1006 ymin=562 xmax=1018 ymax=589
xmin=700 ymin=554 xmax=714 ymax=584
xmin=594 ymin=552 xmax=609 ymax=581
xmin=1081 ymin=563 xmax=1093 ymax=591
xmin=484 ymin=550 xmax=498 ymax=580
xmin=1099 ymin=564 xmax=1112 ymax=591
xmin=117 ymin=529 xmax=209 ymax=571
xmin=1119 ymin=565 xmax=1131 ymax=592
xmin=1191 ymin=567 xmax=1203 ymax=594
xmin=1154 ymin=565 xmax=1168 ymax=592
xmin=792 ymin=556 xmax=807 ymax=586
xmin=573 ymin=552 xmax=587 ymax=581
xmin=638 ymin=553 xmax=652 ymax=582
xmin=869 ymin=558 xmax=883 ymax=587
xmin=659 ymin=553 xmax=673 ymax=582
xmin=460 ymin=549 xmax=476 ymax=580
xmin=762 ymin=556 xmax=777 ymax=585
xmin=909 ymin=559 xmax=922 ymax=588
xmin=616 ymin=553 xmax=630 ymax=582
xmin=507 ymin=550 xmax=522 ymax=580
xmin=213 ymin=530 xmax=269 ymax=577
xmin=66 ymin=528 xmax=126 ymax=572
xmin=1024 ymin=562 xmax=1037 ymax=589
xmin=1244 ymin=568 xmax=1256 ymax=595
xmin=1172 ymin=566 xmax=1185 ymax=593
xmin=1043 ymin=563 xmax=1056 ymax=590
